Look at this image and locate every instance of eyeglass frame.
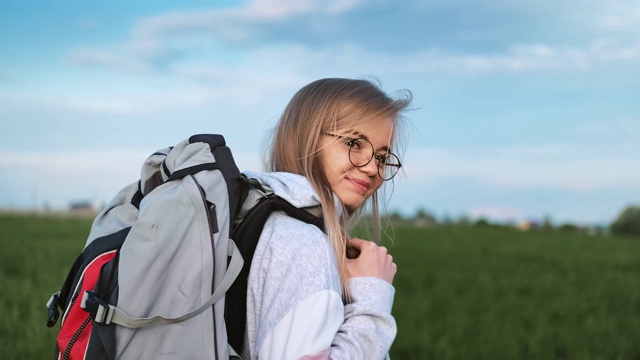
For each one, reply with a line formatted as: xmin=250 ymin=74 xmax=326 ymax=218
xmin=322 ymin=133 xmax=402 ymax=181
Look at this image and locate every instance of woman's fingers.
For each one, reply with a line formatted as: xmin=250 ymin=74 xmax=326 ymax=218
xmin=347 ymin=237 xmax=371 ymax=249
xmin=346 ymin=238 xmax=397 ymax=284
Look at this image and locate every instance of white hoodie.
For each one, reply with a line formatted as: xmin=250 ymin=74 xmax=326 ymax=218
xmin=241 ymin=171 xmax=396 ymax=360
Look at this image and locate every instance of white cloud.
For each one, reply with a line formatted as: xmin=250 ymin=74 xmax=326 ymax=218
xmin=0 ymin=147 xmax=263 ymax=209
xmin=0 ymin=149 xmax=148 ymax=173
xmin=589 ymin=38 xmax=639 ymax=61
xmin=261 ymin=41 xmax=638 ymax=76
xmin=67 ymin=48 xmax=152 ymax=74
xmin=55 ymin=98 xmax=146 ymax=115
xmin=4 ymin=58 xmax=305 ymax=116
xmin=0 ymin=149 xmax=147 ymax=209
xmin=128 ymin=0 xmax=362 ymax=56
xmin=600 ymin=6 xmax=640 ymax=32
xmin=579 ymin=116 xmax=640 ymax=139
xmin=164 ymin=39 xmax=639 ymax=90
xmin=404 ymin=41 xmax=639 ymax=74
xmin=58 ymin=37 xmax=640 ymax=114
xmin=62 ymin=0 xmax=640 ymax=83
xmin=244 ymin=0 xmax=362 ymax=18
xmin=16 ymin=84 xmax=227 ymax=115
xmin=170 ymin=47 xmax=311 ymax=98
xmin=402 ymin=142 xmax=640 ymax=192
xmin=73 ymin=40 xmax=640 ymax=85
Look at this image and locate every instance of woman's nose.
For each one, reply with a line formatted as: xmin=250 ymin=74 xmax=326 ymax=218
xmin=359 ymin=155 xmax=379 ymax=177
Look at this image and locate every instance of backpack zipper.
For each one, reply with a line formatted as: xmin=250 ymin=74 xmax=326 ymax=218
xmin=56 ymin=250 xmax=117 ymax=359
xmin=55 ymin=289 xmax=80 ymax=360
xmin=189 ymin=174 xmax=220 ymax=357
xmin=62 ymin=315 xmax=91 ymax=360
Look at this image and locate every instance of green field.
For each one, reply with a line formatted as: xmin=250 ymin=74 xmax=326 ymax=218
xmin=1 ymin=214 xmax=639 ymax=359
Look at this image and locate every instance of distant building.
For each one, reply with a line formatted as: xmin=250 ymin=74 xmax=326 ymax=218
xmin=519 ymin=220 xmax=540 ymax=231
xmin=69 ymin=200 xmax=97 ymax=216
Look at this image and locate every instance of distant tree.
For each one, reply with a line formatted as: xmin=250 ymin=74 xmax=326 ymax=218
xmin=504 ymin=220 xmax=517 ymax=228
xmin=389 ymin=211 xmax=404 ymax=222
xmin=441 ymin=212 xmax=453 ymax=225
xmin=382 ymin=211 xmax=409 ymax=227
xmin=414 ymin=208 xmax=428 ymax=218
xmin=474 ymin=218 xmax=490 ymax=227
xmin=413 ymin=208 xmax=438 ymax=227
xmin=558 ymin=223 xmax=578 ymax=232
xmin=542 ymin=213 xmax=554 ymax=230
xmin=456 ymin=214 xmax=471 ymax=227
xmin=610 ymin=206 xmax=640 ymax=238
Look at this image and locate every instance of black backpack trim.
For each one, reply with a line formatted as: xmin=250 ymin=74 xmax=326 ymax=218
xmin=50 ymin=227 xmax=131 ymax=325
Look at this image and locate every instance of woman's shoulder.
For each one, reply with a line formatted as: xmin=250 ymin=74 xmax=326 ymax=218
xmin=261 ymin=211 xmax=327 ymax=252
xmin=251 ymin=211 xmax=341 ymax=293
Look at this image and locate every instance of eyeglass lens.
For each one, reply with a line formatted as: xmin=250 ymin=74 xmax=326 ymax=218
xmin=347 ymin=138 xmax=400 ymax=181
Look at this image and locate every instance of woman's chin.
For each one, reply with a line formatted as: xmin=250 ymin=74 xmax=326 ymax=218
xmin=340 ymin=196 xmax=367 ymax=214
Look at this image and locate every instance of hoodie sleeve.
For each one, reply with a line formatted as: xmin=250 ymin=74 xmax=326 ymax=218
xmin=246 ymin=214 xmax=397 ymax=360
xmin=329 ymin=277 xmax=396 ymax=359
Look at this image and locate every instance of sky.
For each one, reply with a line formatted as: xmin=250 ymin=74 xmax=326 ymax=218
xmin=1 ymin=0 xmax=639 ymax=226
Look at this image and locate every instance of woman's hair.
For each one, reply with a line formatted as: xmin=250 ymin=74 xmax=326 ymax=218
xmin=265 ymin=78 xmax=412 ymax=299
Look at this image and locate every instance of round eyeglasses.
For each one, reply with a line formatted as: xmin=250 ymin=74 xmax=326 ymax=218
xmin=323 ymin=133 xmax=402 ymax=181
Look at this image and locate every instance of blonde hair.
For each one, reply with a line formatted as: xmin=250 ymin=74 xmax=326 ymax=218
xmin=265 ymin=78 xmax=412 ymax=299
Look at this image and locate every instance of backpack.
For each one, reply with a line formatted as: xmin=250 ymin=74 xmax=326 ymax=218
xmin=46 ymin=134 xmax=323 ymax=360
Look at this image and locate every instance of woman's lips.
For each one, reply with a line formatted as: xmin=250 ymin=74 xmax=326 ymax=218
xmin=348 ymin=177 xmax=370 ymax=194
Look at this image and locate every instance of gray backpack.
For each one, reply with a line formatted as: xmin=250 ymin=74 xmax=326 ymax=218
xmin=47 ymin=134 xmax=323 ymax=359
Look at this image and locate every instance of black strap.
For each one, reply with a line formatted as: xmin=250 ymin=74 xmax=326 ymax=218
xmin=166 ymin=163 xmax=219 ymax=181
xmin=131 ymin=181 xmax=144 ymax=209
xmin=225 ymin=195 xmax=324 ymax=352
xmin=131 ymin=134 xmax=242 ymax=213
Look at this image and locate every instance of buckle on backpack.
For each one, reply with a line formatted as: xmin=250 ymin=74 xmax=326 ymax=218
xmin=46 ymin=291 xmax=60 ymax=327
xmin=81 ymin=291 xmax=114 ymax=325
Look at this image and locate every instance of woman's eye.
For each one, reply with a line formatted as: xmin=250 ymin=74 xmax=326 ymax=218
xmin=375 ymin=154 xmax=387 ymax=167
xmin=346 ymin=138 xmax=361 ymax=149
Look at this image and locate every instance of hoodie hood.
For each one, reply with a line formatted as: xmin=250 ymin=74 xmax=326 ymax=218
xmin=241 ymin=171 xmax=346 ymax=219
xmin=242 ymin=171 xmax=321 ymax=209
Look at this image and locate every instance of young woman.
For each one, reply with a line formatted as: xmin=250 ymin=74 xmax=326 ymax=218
xmin=241 ymin=78 xmax=412 ymax=359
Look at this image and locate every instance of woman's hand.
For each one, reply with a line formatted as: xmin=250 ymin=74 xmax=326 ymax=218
xmin=346 ymin=238 xmax=397 ymax=284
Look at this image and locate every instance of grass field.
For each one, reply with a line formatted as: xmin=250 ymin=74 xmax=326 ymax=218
xmin=1 ymin=214 xmax=640 ymax=359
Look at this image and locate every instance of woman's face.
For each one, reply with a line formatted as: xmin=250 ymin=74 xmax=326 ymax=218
xmin=319 ymin=116 xmax=394 ymax=212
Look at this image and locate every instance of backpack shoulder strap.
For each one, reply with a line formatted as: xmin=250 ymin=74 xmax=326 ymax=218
xmin=225 ymin=193 xmax=324 ymax=352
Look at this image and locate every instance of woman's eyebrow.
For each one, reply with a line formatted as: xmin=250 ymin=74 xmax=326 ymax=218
xmin=342 ymin=129 xmax=363 ymax=138
xmin=343 ymin=130 xmax=391 ymax=153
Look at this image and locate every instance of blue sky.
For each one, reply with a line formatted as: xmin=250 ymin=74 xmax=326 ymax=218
xmin=1 ymin=0 xmax=639 ymax=226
